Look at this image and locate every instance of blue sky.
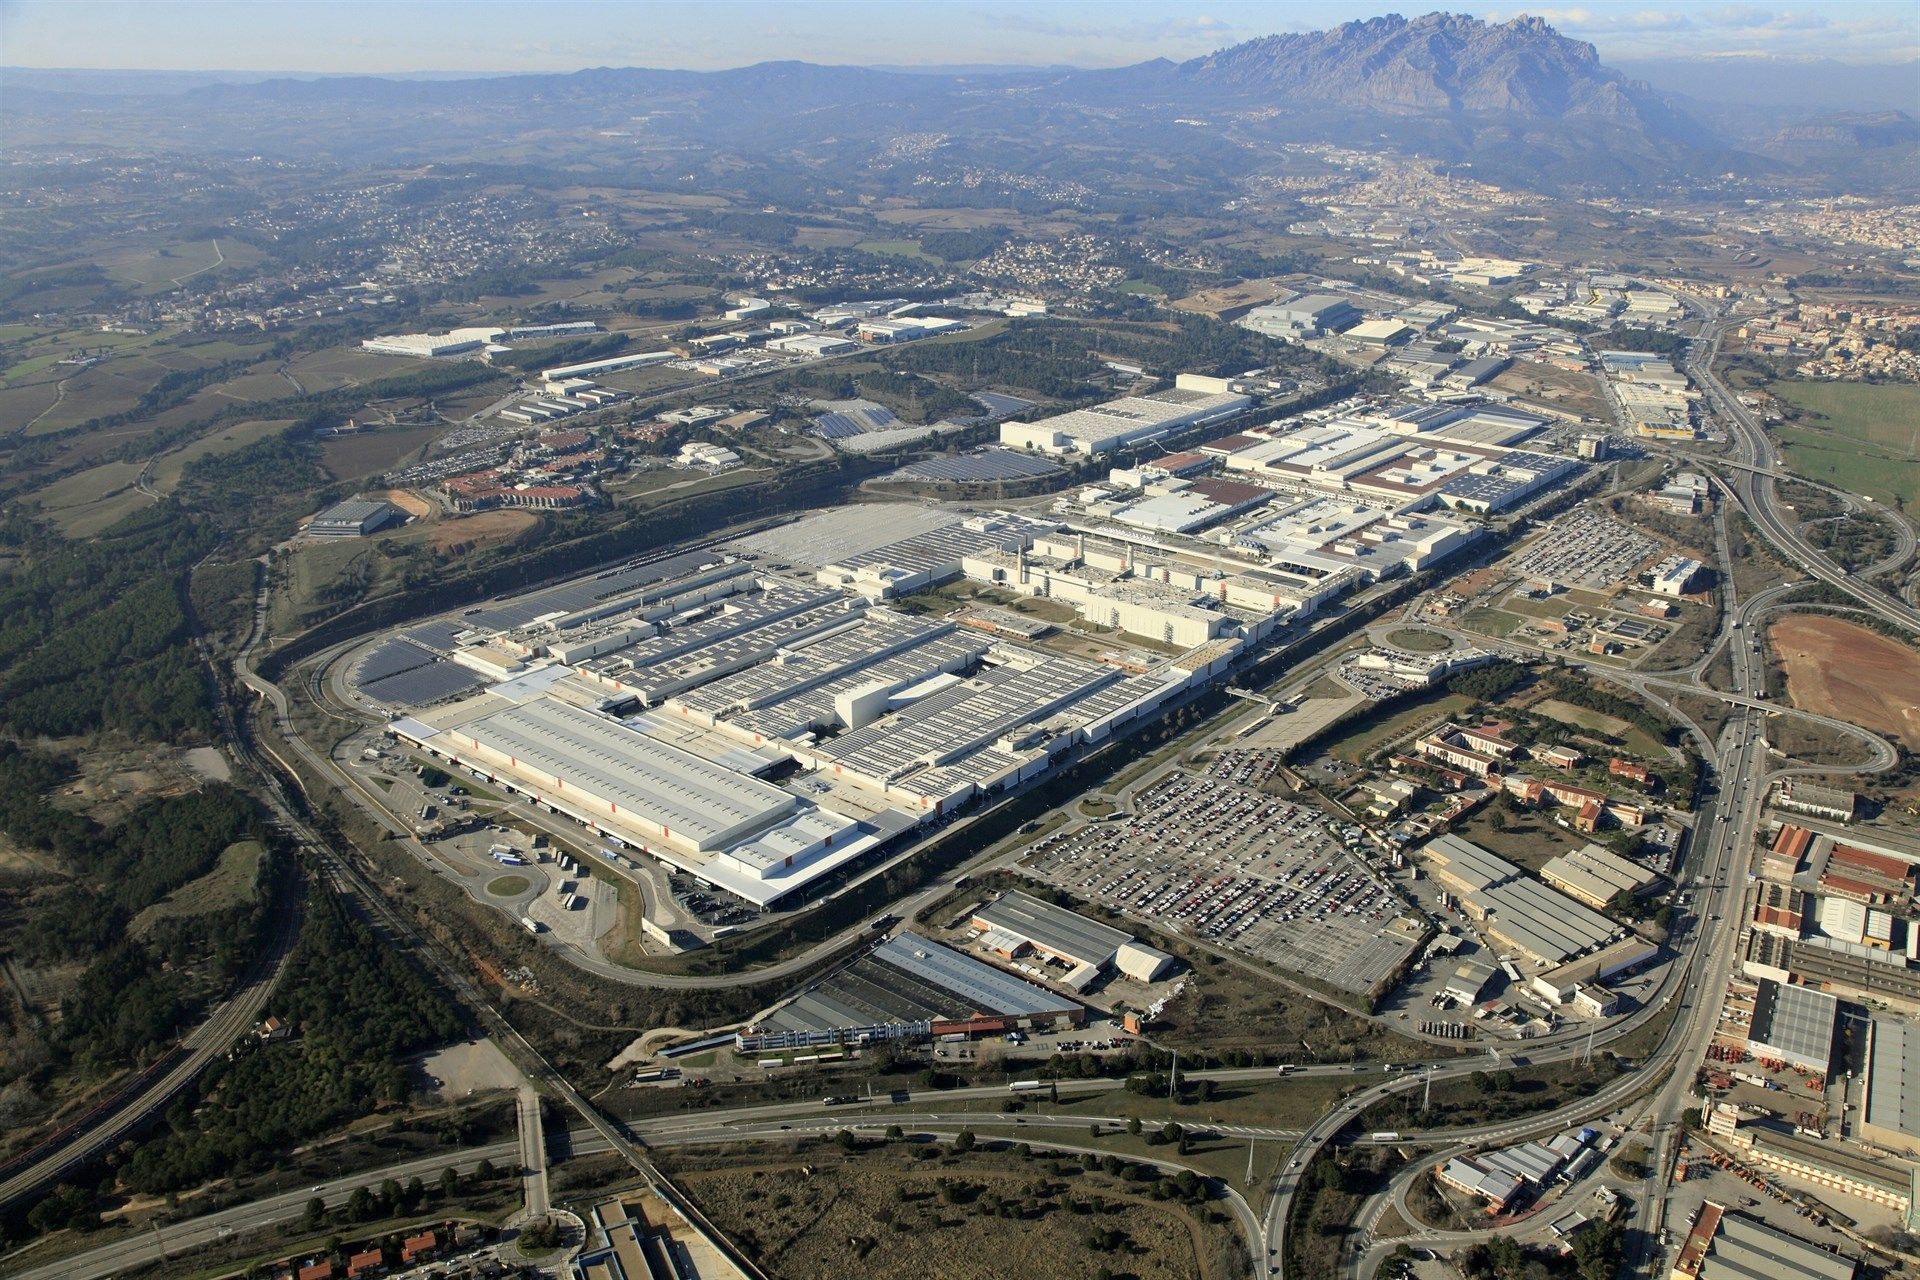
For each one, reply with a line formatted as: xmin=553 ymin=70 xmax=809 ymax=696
xmin=2 ymin=0 xmax=1915 ymax=73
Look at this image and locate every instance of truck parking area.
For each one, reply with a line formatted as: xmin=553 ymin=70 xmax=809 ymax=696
xmin=1018 ymin=772 xmax=1425 ymax=1000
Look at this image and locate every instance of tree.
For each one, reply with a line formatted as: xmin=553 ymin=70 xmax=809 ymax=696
xmin=1126 ymin=1116 xmax=1143 ymax=1136
xmin=952 ymin=1129 xmax=976 ymax=1154
xmin=345 ymin=1186 xmax=375 ymax=1222
xmin=304 ymin=1196 xmax=328 ymax=1229
xmin=439 ymin=1166 xmax=461 ymax=1198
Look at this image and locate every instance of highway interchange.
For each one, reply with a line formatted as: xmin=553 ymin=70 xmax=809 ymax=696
xmin=9 ymin=310 xmax=1920 ymax=1280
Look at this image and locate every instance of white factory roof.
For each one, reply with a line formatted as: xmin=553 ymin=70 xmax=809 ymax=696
xmin=974 ymin=889 xmax=1131 ymax=969
xmin=444 ymin=698 xmax=795 ymax=849
xmin=1009 ymin=388 xmax=1249 ymax=449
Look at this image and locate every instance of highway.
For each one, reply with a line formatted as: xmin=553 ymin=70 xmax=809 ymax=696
xmin=1689 ymin=322 xmax=1920 ymax=633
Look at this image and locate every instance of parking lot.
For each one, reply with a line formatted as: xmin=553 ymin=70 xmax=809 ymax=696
xmin=1019 ymin=772 xmax=1425 ymax=1000
xmin=1507 ymin=507 xmax=1659 ymax=591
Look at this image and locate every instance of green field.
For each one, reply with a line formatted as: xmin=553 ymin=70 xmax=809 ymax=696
xmin=1383 ymin=627 xmax=1453 ymax=653
xmin=1116 ymin=279 xmax=1166 ymax=296
xmin=31 ymin=460 xmax=155 ymax=536
xmin=1770 ymin=379 xmax=1920 ymax=507
xmin=131 ymin=840 xmax=265 ymax=935
xmin=150 ymin=418 xmax=295 ymax=493
xmin=854 ymin=238 xmax=935 ymax=261
xmin=1322 ymin=692 xmax=1477 ymax=764
xmin=486 ymin=875 xmax=530 ymax=897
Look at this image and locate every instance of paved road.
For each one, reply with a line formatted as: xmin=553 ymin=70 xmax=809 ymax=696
xmin=516 ymin=1087 xmax=549 ymax=1221
xmin=1690 ymin=323 xmax=1920 ymax=634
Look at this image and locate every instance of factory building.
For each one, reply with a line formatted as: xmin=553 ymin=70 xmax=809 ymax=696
xmin=1000 ymin=386 xmax=1252 ymax=457
xmin=361 ymin=327 xmax=501 ymax=358
xmin=1863 ymin=1017 xmax=1920 ymax=1158
xmin=768 ymin=332 xmax=859 ymax=357
xmin=743 ymin=931 xmax=1085 ymax=1051
xmin=540 ymin=351 xmax=675 ymax=382
xmin=1421 ymin=834 xmax=1623 ymax=969
xmin=1670 ymin=1203 xmax=1860 ymax=1280
xmin=306 ymin=497 xmax=403 ymax=538
xmin=1745 ymin=977 xmax=1839 ymax=1075
xmin=1541 ymin=842 xmax=1662 ymax=910
xmin=1239 ymin=294 xmax=1363 ymax=339
xmin=970 ymin=889 xmax=1175 ymax=990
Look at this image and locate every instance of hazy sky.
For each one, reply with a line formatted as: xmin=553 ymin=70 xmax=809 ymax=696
xmin=3 ymin=0 xmax=1916 ymax=73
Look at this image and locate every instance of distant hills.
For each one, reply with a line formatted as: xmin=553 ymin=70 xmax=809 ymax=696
xmin=3 ymin=12 xmax=1912 ymax=197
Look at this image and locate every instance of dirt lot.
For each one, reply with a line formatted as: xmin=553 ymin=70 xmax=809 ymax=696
xmin=667 ymin=1142 xmax=1239 ymax=1280
xmin=1768 ymin=614 xmax=1920 ymax=749
xmin=427 ymin=509 xmax=538 ymax=554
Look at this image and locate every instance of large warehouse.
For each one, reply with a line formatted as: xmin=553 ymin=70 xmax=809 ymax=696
xmin=743 ymin=931 xmax=1084 ymax=1051
xmin=999 ymin=386 xmax=1251 ymax=457
xmin=970 ymin=889 xmax=1175 ymax=989
xmin=1862 ymin=1017 xmax=1920 ymax=1158
xmin=1421 ymin=834 xmax=1623 ymax=969
xmin=1746 ymin=978 xmax=1839 ymax=1076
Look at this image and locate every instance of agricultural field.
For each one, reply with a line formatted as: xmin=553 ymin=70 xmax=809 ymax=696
xmin=1768 ymin=613 xmax=1920 ymax=750
xmin=96 ymin=237 xmax=267 ymax=293
xmin=1769 ymin=379 xmax=1920 ymax=508
xmin=28 ymin=460 xmax=155 ymax=537
xmin=149 ymin=418 xmax=296 ymax=494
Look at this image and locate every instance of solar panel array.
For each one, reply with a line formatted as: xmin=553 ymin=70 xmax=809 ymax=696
xmin=889 ymin=452 xmax=1064 ymax=483
xmin=352 ymin=638 xmax=438 ymax=687
xmin=358 ymin=661 xmax=485 ymax=708
xmin=809 ymin=401 xmax=901 ymax=440
xmin=971 ymin=391 xmax=1035 ymax=418
xmin=461 ymin=549 xmax=721 ymax=631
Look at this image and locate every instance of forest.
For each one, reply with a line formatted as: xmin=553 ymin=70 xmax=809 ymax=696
xmin=0 ymin=504 xmax=215 ymax=740
xmin=119 ymin=890 xmax=464 ymax=1196
xmin=0 ymin=769 xmax=265 ymax=1086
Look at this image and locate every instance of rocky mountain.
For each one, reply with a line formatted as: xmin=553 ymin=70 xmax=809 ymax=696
xmin=12 ymin=12 xmax=1893 ymax=194
xmin=1167 ymin=13 xmax=1657 ymax=123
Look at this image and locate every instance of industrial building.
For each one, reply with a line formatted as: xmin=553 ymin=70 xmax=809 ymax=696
xmin=1670 ymin=1204 xmax=1859 ymax=1280
xmin=306 ymin=497 xmax=403 ymax=538
xmin=768 ymin=332 xmax=858 ymax=357
xmin=744 ymin=931 xmax=1084 ymax=1051
xmin=1000 ymin=386 xmax=1252 ymax=457
xmin=1540 ymin=842 xmax=1662 ymax=910
xmin=1704 ymin=1102 xmax=1919 ymax=1226
xmin=1421 ymin=834 xmax=1623 ymax=969
xmin=970 ymin=889 xmax=1175 ymax=990
xmin=1642 ymin=554 xmax=1706 ymax=597
xmin=1745 ymin=977 xmax=1839 ymax=1075
xmin=1863 ymin=1017 xmax=1920 ymax=1158
xmin=375 ymin=520 xmax=1257 ymax=909
xmin=1239 ymin=294 xmax=1363 ymax=340
xmin=361 ymin=327 xmax=500 ymax=358
xmin=541 ymin=351 xmax=675 ymax=382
